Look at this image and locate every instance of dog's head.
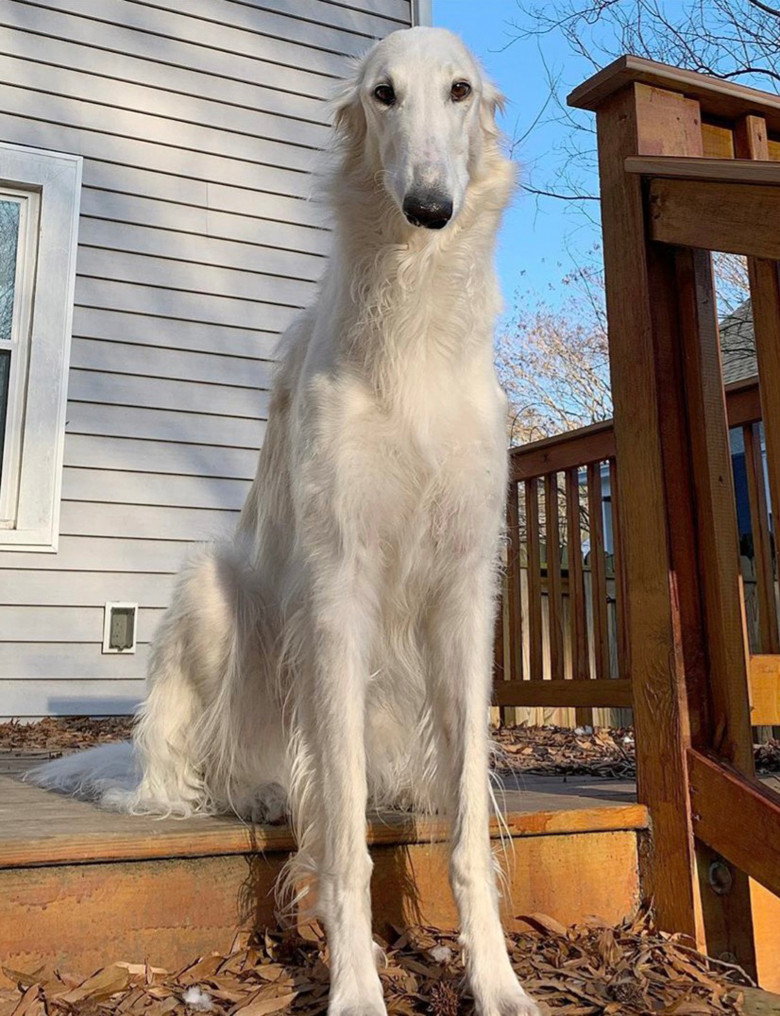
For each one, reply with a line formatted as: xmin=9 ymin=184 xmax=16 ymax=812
xmin=331 ymin=27 xmax=506 ymax=231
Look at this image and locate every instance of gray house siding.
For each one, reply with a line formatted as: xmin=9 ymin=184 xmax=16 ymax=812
xmin=0 ymin=0 xmax=415 ymax=716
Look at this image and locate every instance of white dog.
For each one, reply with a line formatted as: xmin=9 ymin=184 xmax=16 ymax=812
xmin=33 ymin=27 xmax=539 ymax=1016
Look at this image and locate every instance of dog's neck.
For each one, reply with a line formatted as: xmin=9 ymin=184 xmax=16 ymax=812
xmin=315 ymin=148 xmax=514 ymax=394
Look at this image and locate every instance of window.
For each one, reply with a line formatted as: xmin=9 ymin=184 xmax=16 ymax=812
xmin=1 ymin=188 xmax=39 ymax=526
xmin=0 ymin=144 xmax=82 ymax=552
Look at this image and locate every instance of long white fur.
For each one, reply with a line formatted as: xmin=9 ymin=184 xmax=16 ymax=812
xmin=30 ymin=27 xmax=539 ymax=1016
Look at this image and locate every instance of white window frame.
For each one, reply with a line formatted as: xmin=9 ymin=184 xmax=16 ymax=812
xmin=1 ymin=187 xmax=39 ymax=526
xmin=0 ymin=143 xmax=82 ymax=553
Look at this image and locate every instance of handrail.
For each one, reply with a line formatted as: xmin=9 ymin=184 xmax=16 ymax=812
xmin=509 ymin=378 xmax=760 ymax=483
xmin=626 ymin=155 xmax=780 ymax=186
xmin=509 ymin=419 xmax=614 ymax=482
xmin=688 ymin=749 xmax=780 ymax=899
xmin=725 ymin=377 xmax=762 ymax=427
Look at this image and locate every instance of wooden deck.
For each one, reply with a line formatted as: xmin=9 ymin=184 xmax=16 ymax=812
xmin=0 ymin=770 xmax=646 ymax=866
xmin=0 ymin=771 xmax=648 ymax=983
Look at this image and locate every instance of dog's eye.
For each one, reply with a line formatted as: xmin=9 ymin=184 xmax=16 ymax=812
xmin=451 ymin=81 xmax=472 ymax=102
xmin=373 ymin=84 xmax=396 ymax=106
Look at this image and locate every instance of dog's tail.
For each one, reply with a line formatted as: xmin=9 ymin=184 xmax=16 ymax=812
xmin=27 ymin=539 xmax=275 ymax=819
xmin=26 ymin=741 xmax=142 ymax=812
xmin=25 ymin=547 xmax=212 ymax=817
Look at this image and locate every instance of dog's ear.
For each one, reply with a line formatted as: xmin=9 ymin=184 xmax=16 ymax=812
xmin=329 ymin=67 xmax=367 ymax=149
xmin=479 ymin=78 xmax=505 ymax=140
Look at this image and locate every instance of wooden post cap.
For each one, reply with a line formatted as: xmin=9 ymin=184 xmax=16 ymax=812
xmin=568 ymin=54 xmax=780 ymax=133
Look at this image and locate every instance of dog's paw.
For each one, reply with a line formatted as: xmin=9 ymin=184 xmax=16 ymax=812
xmin=328 ymin=1001 xmax=387 ymax=1016
xmin=499 ymin=995 xmax=541 ymax=1016
xmin=476 ymin=982 xmax=541 ymax=1016
xmin=372 ymin=940 xmax=387 ymax=969
xmin=328 ymin=976 xmax=388 ymax=1016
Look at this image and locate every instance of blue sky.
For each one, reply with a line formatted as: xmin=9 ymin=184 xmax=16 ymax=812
xmin=432 ymin=1 xmax=600 ymax=314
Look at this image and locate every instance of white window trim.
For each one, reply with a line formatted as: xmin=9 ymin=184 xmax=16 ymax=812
xmin=0 ymin=143 xmax=82 ymax=553
xmin=411 ymin=0 xmax=432 ymax=26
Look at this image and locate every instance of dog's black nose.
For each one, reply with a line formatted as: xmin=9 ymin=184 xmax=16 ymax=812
xmin=402 ymin=192 xmax=453 ymax=230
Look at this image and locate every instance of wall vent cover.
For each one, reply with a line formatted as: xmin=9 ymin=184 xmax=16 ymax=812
xmin=103 ymin=602 xmax=138 ymax=654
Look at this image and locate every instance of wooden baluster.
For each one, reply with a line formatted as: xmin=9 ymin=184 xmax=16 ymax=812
xmin=566 ymin=467 xmax=591 ymax=727
xmin=674 ymin=246 xmax=757 ymax=969
xmin=749 ymin=257 xmax=780 ymax=603
xmin=734 ymin=113 xmax=768 ymax=162
xmin=675 ymin=247 xmax=755 ymax=769
xmin=743 ymin=422 xmax=780 ymax=654
xmin=545 ymin=473 xmax=564 ymax=682
xmin=505 ymin=481 xmax=524 ymax=683
xmin=734 ymin=112 xmax=780 ymax=661
xmin=493 ymin=580 xmax=505 ymax=681
xmin=587 ymin=461 xmax=611 ymax=688
xmin=525 ymin=478 xmax=543 ymax=683
xmin=609 ymin=458 xmax=630 ymax=683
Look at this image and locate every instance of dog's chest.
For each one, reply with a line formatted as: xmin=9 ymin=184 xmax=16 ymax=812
xmin=302 ymin=371 xmax=507 ymax=551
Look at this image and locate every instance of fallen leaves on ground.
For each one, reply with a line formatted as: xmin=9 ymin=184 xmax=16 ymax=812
xmin=493 ymin=725 xmax=638 ymax=779
xmin=0 ymin=717 xmax=133 ymax=755
xmin=754 ymin=738 xmax=780 ymax=773
xmin=3 ymin=719 xmax=779 ymax=778
xmin=0 ymin=912 xmax=750 ymax=1016
xmin=493 ymin=725 xmax=780 ymax=779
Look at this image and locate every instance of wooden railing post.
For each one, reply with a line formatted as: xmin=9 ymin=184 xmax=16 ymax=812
xmin=570 ymin=72 xmax=758 ymax=972
xmin=587 ymin=79 xmax=704 ymax=947
xmin=563 ymin=56 xmax=780 ymax=973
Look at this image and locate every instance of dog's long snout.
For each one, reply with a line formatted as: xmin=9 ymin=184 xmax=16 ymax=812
xmin=402 ymin=190 xmax=453 ymax=229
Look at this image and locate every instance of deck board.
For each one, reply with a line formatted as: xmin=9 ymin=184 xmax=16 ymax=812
xmin=745 ymin=988 xmax=780 ymax=1014
xmin=0 ymin=772 xmax=648 ymax=868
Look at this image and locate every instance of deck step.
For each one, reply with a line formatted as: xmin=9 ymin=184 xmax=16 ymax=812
xmin=0 ymin=774 xmax=647 ymax=983
xmin=745 ymin=988 xmax=780 ymax=1015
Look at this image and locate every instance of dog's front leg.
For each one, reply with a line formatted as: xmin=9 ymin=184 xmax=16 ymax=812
xmin=308 ymin=562 xmax=386 ymax=1016
xmin=429 ymin=559 xmax=540 ymax=1016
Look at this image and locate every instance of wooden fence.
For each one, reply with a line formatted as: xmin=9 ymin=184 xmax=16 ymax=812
xmin=494 ymin=55 xmax=780 ymax=979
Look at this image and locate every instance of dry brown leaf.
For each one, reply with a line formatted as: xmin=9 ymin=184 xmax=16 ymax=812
xmin=517 ymin=913 xmax=568 ymax=937
xmin=145 ymin=998 xmax=182 ymax=1016
xmin=116 ymin=986 xmax=148 ymax=1013
xmin=1 ymin=972 xmax=39 ymax=992
xmin=244 ymin=965 xmax=286 ymax=985
xmin=178 ymin=954 xmax=224 ymax=985
xmin=231 ymin=989 xmax=298 ymax=1016
xmin=9 ymin=985 xmax=45 ymax=1016
xmin=396 ymin=960 xmax=432 ymax=979
xmin=144 ymin=985 xmax=175 ymax=1000
xmin=58 ymin=964 xmax=130 ymax=1004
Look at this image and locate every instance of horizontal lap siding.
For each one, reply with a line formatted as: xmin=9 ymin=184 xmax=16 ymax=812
xmin=1 ymin=0 xmax=411 ymax=715
xmin=0 ymin=681 xmax=146 ymax=717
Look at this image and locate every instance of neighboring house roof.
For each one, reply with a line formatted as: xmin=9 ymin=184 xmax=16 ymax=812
xmin=720 ymin=299 xmax=757 ymax=384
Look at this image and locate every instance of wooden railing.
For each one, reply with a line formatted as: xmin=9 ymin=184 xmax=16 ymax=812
xmin=494 ymin=421 xmax=629 ymax=724
xmin=494 ymin=377 xmax=780 ymax=726
xmin=500 ymin=55 xmax=780 ymax=982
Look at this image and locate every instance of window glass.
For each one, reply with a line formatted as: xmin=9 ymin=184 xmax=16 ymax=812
xmin=0 ymin=199 xmax=20 ymax=343
xmin=0 ymin=199 xmax=21 ymax=495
